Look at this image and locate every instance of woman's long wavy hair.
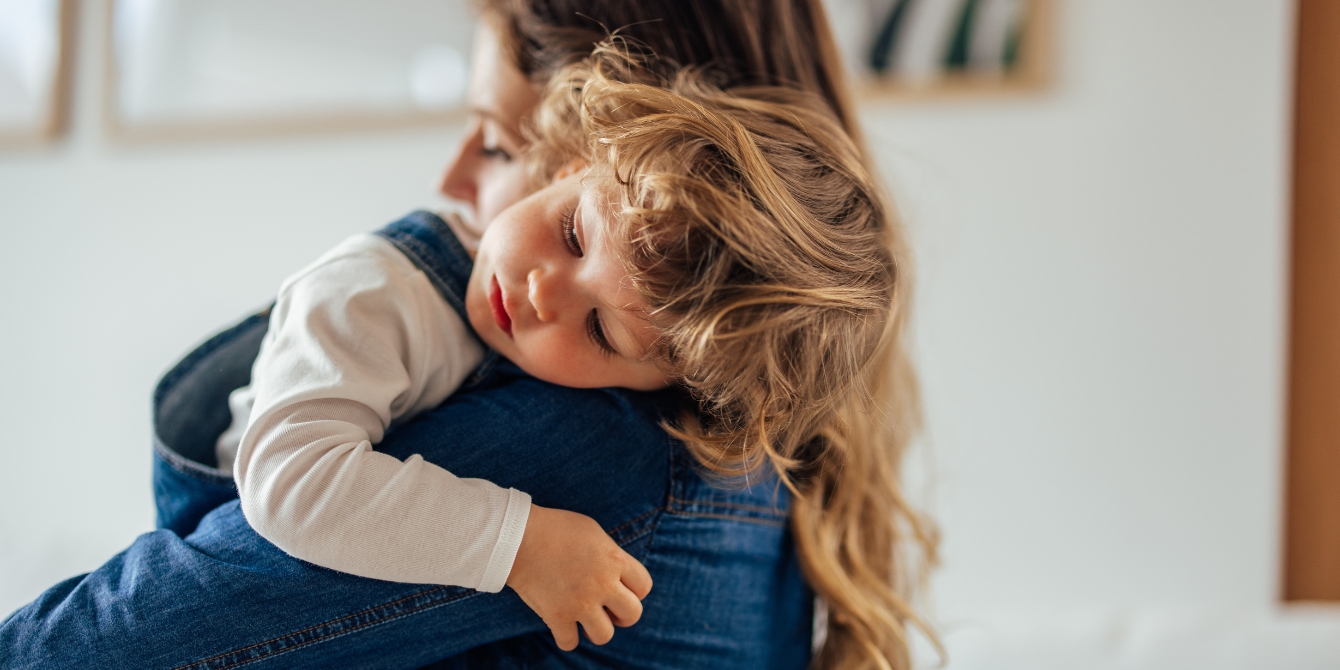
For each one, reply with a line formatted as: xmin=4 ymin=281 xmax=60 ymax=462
xmin=527 ymin=44 xmax=938 ymax=670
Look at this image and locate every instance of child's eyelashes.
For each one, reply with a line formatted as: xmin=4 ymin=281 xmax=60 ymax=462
xmin=560 ymin=206 xmax=582 ymax=257
xmin=564 ymin=203 xmax=612 ymax=359
xmin=586 ymin=310 xmax=616 ymax=358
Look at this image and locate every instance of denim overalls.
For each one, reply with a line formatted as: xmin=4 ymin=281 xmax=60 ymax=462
xmin=1 ymin=211 xmax=813 ymax=669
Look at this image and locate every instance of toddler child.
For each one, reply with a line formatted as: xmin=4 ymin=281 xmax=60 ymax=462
xmin=219 ymin=41 xmax=897 ymax=652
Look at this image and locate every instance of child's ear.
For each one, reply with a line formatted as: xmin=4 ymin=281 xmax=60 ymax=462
xmin=551 ymin=159 xmax=589 ymax=183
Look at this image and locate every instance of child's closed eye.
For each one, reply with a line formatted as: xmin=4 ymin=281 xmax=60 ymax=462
xmin=561 ymin=206 xmax=581 ymax=256
xmin=587 ymin=310 xmax=615 ymax=358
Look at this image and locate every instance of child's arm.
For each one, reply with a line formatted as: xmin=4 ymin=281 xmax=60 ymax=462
xmin=235 ymin=234 xmax=652 ymax=646
xmin=235 ymin=234 xmax=526 ymax=591
xmin=507 ymin=505 xmax=655 ymax=650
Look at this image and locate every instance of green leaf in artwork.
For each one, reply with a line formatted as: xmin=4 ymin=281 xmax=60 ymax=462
xmin=944 ymin=0 xmax=982 ymax=70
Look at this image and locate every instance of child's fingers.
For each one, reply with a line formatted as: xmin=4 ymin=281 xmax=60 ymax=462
xmin=580 ymin=609 xmax=616 ymax=646
xmin=605 ymin=586 xmax=644 ymax=627
xmin=549 ymin=620 xmax=580 ymax=652
xmin=620 ymin=556 xmax=653 ymax=600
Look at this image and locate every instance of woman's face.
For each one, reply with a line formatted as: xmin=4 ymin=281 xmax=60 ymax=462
xmin=437 ymin=22 xmax=541 ymax=238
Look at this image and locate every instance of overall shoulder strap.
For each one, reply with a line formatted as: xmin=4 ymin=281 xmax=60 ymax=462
xmin=374 ymin=210 xmax=475 ymax=327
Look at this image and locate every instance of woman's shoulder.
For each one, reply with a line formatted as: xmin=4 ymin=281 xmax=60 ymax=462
xmin=452 ymin=359 xmax=680 ymax=436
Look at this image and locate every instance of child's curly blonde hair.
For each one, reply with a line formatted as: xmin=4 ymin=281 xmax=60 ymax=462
xmin=529 ymin=41 xmax=937 ymax=670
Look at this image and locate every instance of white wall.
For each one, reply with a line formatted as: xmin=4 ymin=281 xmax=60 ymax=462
xmin=0 ymin=0 xmax=468 ymax=611
xmin=874 ymin=0 xmax=1292 ymax=618
xmin=0 ymin=0 xmax=1305 ymax=659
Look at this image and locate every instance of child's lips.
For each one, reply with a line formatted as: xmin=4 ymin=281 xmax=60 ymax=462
xmin=489 ymin=275 xmax=513 ymax=337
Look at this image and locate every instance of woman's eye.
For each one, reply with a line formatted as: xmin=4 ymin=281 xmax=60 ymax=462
xmin=587 ymin=310 xmax=616 ymax=358
xmin=561 ymin=207 xmax=582 ymax=257
xmin=480 ymin=145 xmax=513 ymax=161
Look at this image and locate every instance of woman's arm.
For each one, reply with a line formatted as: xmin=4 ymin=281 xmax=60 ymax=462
xmin=2 ymin=360 xmax=809 ymax=669
xmin=0 ymin=365 xmax=674 ymax=669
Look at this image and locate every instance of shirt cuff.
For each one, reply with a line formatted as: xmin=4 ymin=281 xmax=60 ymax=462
xmin=476 ymin=488 xmax=532 ymax=593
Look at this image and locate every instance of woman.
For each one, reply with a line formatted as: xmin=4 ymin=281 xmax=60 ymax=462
xmin=0 ymin=2 xmax=932 ymax=668
xmin=444 ymin=6 xmax=933 ymax=665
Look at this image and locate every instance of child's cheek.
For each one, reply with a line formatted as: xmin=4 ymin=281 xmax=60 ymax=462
xmin=517 ymin=332 xmax=599 ymax=388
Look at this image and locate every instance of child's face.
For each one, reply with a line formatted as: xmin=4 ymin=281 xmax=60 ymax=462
xmin=465 ymin=167 xmax=671 ymax=391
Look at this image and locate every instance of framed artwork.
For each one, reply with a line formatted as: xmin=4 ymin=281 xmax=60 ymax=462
xmin=825 ymin=0 xmax=1053 ymax=100
xmin=105 ymin=0 xmax=476 ymax=141
xmin=0 ymin=0 xmax=73 ymax=146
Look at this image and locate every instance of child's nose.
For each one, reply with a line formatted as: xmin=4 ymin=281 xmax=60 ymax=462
xmin=527 ymin=269 xmax=559 ymax=322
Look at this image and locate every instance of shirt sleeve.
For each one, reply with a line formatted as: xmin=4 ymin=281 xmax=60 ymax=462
xmin=233 ymin=234 xmax=530 ymax=592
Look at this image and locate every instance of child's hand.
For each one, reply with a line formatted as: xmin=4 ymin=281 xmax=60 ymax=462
xmin=505 ymin=504 xmax=653 ymax=651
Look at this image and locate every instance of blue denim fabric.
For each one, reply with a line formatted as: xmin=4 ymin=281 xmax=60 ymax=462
xmin=151 ymin=308 xmax=264 ymax=536
xmin=0 ymin=211 xmax=812 ymax=669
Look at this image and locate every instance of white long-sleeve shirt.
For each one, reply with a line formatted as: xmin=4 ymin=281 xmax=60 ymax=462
xmin=216 ymin=233 xmax=530 ymax=593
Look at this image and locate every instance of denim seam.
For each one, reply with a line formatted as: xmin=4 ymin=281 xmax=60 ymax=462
xmin=605 ymin=508 xmax=658 ymax=540
xmin=666 ymin=495 xmax=786 ymax=517
xmin=664 ymin=510 xmax=787 ymax=528
xmin=644 ymin=441 xmax=683 ymax=559
xmin=613 ymin=520 xmax=657 ymax=558
xmin=153 ymin=438 xmax=234 ymax=486
xmin=170 ymin=586 xmax=480 ymax=670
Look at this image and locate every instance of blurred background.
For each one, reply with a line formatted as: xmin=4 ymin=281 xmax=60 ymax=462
xmin=3 ymin=0 xmax=1338 ymax=667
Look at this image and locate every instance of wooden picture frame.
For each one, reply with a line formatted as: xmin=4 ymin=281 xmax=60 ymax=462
xmin=1284 ymin=0 xmax=1340 ymax=603
xmin=830 ymin=0 xmax=1054 ymax=102
xmin=102 ymin=0 xmax=476 ymax=143
xmin=0 ymin=0 xmax=75 ymax=147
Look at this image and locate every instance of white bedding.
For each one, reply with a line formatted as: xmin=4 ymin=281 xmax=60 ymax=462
xmin=916 ymin=606 xmax=1340 ymax=669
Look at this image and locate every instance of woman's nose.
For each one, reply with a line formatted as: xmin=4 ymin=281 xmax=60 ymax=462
xmin=438 ymin=137 xmax=478 ymax=208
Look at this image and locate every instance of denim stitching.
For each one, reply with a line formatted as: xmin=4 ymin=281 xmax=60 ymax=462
xmin=643 ymin=441 xmax=682 ymax=560
xmin=604 ymin=508 xmax=658 ymax=540
xmin=665 ymin=510 xmax=787 ymax=528
xmin=153 ymin=438 xmax=235 ymax=486
xmin=666 ymin=496 xmax=786 ymax=517
xmin=613 ymin=522 xmax=657 ymax=552
xmin=170 ymin=586 xmax=478 ymax=670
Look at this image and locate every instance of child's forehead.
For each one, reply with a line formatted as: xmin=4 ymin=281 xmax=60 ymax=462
xmin=577 ymin=165 xmax=619 ymax=198
xmin=576 ymin=167 xmax=624 ymax=229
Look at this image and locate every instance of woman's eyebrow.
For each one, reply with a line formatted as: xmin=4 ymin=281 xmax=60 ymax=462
xmin=467 ymin=105 xmax=502 ymax=121
xmin=467 ymin=107 xmax=524 ymax=140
